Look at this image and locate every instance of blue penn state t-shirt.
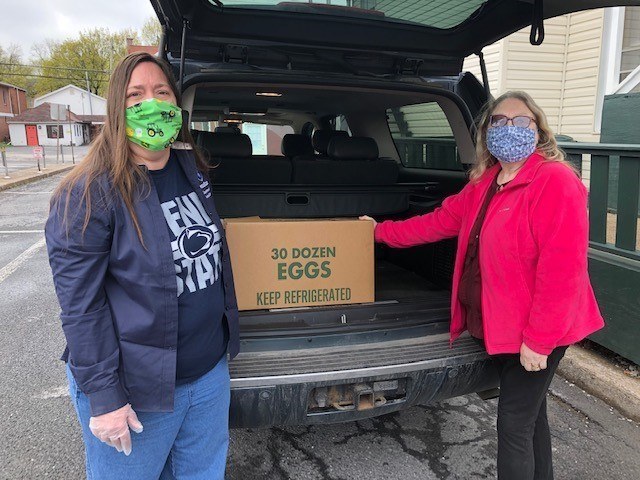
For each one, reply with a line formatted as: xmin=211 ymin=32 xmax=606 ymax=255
xmin=149 ymin=151 xmax=227 ymax=382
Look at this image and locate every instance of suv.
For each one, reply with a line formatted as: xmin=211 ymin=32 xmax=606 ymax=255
xmin=151 ymin=0 xmax=638 ymax=427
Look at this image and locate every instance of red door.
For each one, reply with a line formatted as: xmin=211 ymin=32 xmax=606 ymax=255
xmin=26 ymin=125 xmax=38 ymax=146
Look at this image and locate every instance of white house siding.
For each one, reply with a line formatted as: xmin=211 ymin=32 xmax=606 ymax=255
xmin=399 ymin=103 xmax=452 ymax=137
xmin=7 ymin=123 xmax=85 ymax=146
xmin=463 ymin=11 xmax=607 ymax=185
xmin=462 ymin=41 xmax=503 ymax=98
xmin=34 ymin=86 xmax=107 ymax=116
xmin=560 ymin=10 xmax=605 ymax=143
xmin=464 ymin=12 xmax=603 ymax=142
xmin=36 ymin=123 xmax=85 ymax=147
xmin=502 ymin=16 xmax=569 ymax=133
xmin=387 ymin=102 xmax=453 ymax=138
xmin=463 ymin=17 xmax=571 ymax=132
xmin=558 ymin=10 xmax=606 ymax=186
xmin=8 ymin=124 xmax=26 ymax=145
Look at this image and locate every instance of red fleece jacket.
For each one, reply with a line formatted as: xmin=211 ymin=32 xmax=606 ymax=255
xmin=374 ymin=153 xmax=604 ymax=355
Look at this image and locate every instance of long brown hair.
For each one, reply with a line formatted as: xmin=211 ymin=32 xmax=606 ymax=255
xmin=53 ymin=52 xmax=206 ymax=243
xmin=470 ymin=91 xmax=573 ymax=181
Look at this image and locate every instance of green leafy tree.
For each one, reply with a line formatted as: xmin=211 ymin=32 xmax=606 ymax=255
xmin=33 ymin=28 xmax=139 ymax=97
xmin=0 ymin=44 xmax=35 ymax=92
xmin=31 ymin=39 xmax=57 ymax=65
xmin=140 ymin=16 xmax=162 ymax=46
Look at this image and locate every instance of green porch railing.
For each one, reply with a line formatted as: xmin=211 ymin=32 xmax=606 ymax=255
xmin=558 ymin=142 xmax=640 ymax=365
xmin=394 ymin=137 xmax=461 ymax=170
xmin=393 ymin=138 xmax=640 ymax=258
xmin=558 ymin=142 xmax=640 ymax=260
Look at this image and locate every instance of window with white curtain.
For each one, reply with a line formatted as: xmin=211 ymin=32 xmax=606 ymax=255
xmin=620 ymin=7 xmax=640 ymax=92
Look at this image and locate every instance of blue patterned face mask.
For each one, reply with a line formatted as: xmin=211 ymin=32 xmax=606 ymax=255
xmin=486 ymin=126 xmax=536 ymax=163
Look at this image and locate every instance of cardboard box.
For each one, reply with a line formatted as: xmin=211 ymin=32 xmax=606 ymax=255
xmin=224 ymin=217 xmax=374 ymax=310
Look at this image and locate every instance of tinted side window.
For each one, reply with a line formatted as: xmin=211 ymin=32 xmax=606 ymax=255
xmin=330 ymin=115 xmax=351 ymax=135
xmin=387 ymin=103 xmax=461 ymax=170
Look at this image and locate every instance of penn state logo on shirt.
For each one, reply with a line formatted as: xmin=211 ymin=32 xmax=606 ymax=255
xmin=196 ymin=171 xmax=212 ymax=198
xmin=177 ymin=225 xmax=218 ymax=259
xmin=159 ymin=191 xmax=222 ymax=297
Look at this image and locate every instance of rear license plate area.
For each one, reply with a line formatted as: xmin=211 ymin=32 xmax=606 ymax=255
xmin=307 ymin=378 xmax=407 ymax=414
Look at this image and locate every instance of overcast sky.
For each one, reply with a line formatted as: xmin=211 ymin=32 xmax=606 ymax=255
xmin=0 ymin=0 xmax=157 ymax=61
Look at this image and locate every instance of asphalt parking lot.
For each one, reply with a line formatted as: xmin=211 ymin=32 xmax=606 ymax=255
xmin=1 ymin=175 xmax=639 ymax=480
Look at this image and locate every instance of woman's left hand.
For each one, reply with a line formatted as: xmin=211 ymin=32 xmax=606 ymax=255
xmin=520 ymin=343 xmax=548 ymax=372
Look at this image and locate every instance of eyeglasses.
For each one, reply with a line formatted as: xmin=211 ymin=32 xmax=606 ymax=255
xmin=489 ymin=115 xmax=536 ymax=128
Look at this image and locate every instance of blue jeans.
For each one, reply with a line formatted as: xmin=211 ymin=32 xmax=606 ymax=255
xmin=66 ymin=356 xmax=230 ymax=480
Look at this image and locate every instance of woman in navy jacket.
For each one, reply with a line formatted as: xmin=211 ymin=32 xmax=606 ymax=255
xmin=45 ymin=52 xmax=239 ymax=479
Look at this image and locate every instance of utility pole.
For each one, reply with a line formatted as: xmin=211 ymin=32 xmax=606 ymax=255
xmin=2 ymin=146 xmax=9 ymax=179
xmin=68 ymin=104 xmax=75 ymax=164
xmin=85 ymin=71 xmax=93 ymax=115
xmin=56 ymin=119 xmax=60 ymax=164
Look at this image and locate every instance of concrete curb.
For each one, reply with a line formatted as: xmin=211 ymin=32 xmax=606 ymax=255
xmin=557 ymin=345 xmax=640 ymax=422
xmin=0 ymin=165 xmax=75 ymax=192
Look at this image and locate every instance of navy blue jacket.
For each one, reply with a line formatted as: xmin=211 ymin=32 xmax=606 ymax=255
xmin=45 ymin=148 xmax=240 ymax=416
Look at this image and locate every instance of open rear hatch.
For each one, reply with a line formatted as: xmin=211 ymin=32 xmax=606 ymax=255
xmin=151 ymin=0 xmax=640 ymax=81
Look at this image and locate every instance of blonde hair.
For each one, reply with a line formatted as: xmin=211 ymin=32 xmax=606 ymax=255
xmin=52 ymin=52 xmax=206 ymax=244
xmin=469 ymin=90 xmax=573 ymax=181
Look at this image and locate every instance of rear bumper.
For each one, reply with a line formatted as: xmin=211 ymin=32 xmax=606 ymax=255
xmin=229 ymin=335 xmax=499 ymax=427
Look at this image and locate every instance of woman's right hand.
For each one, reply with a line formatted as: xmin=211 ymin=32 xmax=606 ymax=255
xmin=359 ymin=215 xmax=378 ymax=229
xmin=89 ymin=403 xmax=144 ymax=456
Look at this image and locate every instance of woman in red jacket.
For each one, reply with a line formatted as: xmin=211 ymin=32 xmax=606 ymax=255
xmin=362 ymin=91 xmax=604 ymax=480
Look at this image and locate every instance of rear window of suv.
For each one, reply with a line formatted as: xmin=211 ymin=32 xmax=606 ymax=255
xmin=244 ymin=123 xmax=294 ymax=155
xmin=218 ymin=1 xmax=487 ymax=29
xmin=192 ymin=121 xmax=294 ymax=155
xmin=387 ymin=102 xmax=462 ymax=171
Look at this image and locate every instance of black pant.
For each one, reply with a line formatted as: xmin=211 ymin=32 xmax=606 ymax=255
xmin=491 ymin=345 xmax=568 ymax=480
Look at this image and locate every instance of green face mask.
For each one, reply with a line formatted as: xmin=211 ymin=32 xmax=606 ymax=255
xmin=125 ymin=98 xmax=183 ymax=151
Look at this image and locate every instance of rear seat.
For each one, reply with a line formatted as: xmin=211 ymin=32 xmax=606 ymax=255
xmin=293 ymin=135 xmax=399 ymax=184
xmin=211 ymin=131 xmax=408 ymax=218
xmin=312 ymin=130 xmax=349 ymax=157
xmin=281 ymin=134 xmax=314 ymax=159
xmin=327 ymin=136 xmax=399 ymax=184
xmin=214 ymin=125 xmax=241 ymax=134
xmin=290 ymin=130 xmax=346 ymax=183
xmin=199 ymin=131 xmax=292 ymax=184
